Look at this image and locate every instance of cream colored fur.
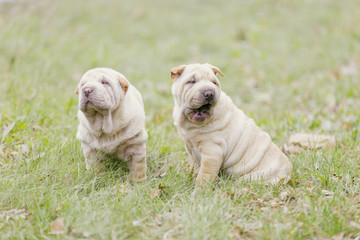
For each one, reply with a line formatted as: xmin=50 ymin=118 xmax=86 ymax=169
xmin=76 ymin=68 xmax=147 ymax=182
xmin=171 ymin=63 xmax=291 ymax=185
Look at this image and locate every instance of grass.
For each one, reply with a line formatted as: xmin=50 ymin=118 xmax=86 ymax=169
xmin=1 ymin=0 xmax=360 ymax=239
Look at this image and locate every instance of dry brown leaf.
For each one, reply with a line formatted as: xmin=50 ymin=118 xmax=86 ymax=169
xmin=50 ymin=218 xmax=64 ymax=235
xmin=287 ymin=133 xmax=336 ymax=153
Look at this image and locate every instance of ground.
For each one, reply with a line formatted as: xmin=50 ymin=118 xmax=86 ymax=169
xmin=0 ymin=0 xmax=360 ymax=239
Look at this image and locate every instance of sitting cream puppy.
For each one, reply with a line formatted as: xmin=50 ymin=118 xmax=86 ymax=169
xmin=171 ymin=63 xmax=292 ymax=185
xmin=76 ymin=68 xmax=147 ymax=182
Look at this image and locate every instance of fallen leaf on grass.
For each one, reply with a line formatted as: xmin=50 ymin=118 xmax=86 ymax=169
xmin=50 ymin=218 xmax=64 ymax=235
xmin=285 ymin=133 xmax=336 ymax=154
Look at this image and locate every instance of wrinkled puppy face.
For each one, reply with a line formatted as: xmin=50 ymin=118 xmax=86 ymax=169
xmin=171 ymin=63 xmax=224 ymax=123
xmin=76 ymin=68 xmax=129 ymax=115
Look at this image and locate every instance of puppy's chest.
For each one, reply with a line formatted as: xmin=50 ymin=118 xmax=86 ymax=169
xmin=185 ymin=141 xmax=201 ymax=163
xmin=91 ymin=134 xmax=128 ymax=154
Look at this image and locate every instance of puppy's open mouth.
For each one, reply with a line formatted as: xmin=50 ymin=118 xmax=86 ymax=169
xmin=187 ymin=103 xmax=213 ymax=122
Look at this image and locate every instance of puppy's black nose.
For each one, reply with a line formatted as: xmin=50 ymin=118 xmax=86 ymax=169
xmin=203 ymin=89 xmax=215 ymax=99
xmin=83 ymin=87 xmax=94 ymax=97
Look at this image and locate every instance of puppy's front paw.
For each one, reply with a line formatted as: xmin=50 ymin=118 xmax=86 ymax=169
xmin=195 ymin=174 xmax=210 ymax=186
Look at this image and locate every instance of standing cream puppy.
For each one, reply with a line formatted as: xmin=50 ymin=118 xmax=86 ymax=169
xmin=171 ymin=63 xmax=291 ymax=185
xmin=76 ymin=68 xmax=147 ymax=182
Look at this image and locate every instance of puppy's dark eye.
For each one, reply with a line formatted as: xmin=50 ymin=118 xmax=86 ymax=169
xmin=187 ymin=78 xmax=196 ymax=84
xmin=212 ymin=81 xmax=218 ymax=86
xmin=101 ymin=80 xmax=109 ymax=85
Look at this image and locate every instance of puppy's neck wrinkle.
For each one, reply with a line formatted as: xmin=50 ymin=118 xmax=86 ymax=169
xmin=82 ymin=111 xmax=104 ymax=137
xmin=80 ymin=101 xmax=125 ymax=137
xmin=101 ymin=109 xmax=113 ymax=134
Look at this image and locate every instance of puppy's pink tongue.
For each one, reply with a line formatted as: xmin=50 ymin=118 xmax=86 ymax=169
xmin=194 ymin=111 xmax=206 ymax=120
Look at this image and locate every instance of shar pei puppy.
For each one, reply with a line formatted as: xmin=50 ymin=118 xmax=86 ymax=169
xmin=170 ymin=63 xmax=292 ymax=185
xmin=76 ymin=68 xmax=147 ymax=182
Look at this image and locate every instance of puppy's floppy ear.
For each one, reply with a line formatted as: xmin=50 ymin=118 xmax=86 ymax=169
xmin=118 ymin=74 xmax=129 ymax=93
xmin=206 ymin=63 xmax=224 ymax=77
xmin=170 ymin=65 xmax=186 ymax=80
